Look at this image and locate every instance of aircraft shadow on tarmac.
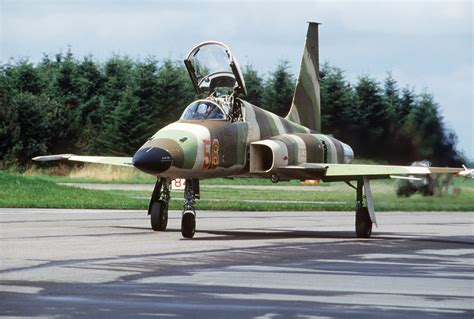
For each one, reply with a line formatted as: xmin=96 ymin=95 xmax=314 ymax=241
xmin=113 ymin=226 xmax=474 ymax=245
xmin=191 ymin=229 xmax=365 ymax=241
xmin=191 ymin=230 xmax=474 ymax=244
xmin=113 ymin=226 xmax=408 ymax=241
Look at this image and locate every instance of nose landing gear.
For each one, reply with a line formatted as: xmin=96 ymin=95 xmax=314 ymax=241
xmin=148 ymin=178 xmax=200 ymax=238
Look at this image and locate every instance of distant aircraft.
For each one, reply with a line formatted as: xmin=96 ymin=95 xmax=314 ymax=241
xmin=395 ymin=160 xmax=437 ymax=197
xmin=34 ymin=23 xmax=471 ymax=238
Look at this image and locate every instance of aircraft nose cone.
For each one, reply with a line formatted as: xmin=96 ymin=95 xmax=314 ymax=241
xmin=132 ymin=147 xmax=172 ymax=175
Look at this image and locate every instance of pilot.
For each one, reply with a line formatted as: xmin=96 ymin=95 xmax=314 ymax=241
xmin=194 ymin=102 xmax=223 ymax=120
xmin=208 ymin=105 xmax=223 ymax=119
xmin=194 ymin=103 xmax=209 ymax=119
xmin=205 ymin=104 xmax=213 ymax=115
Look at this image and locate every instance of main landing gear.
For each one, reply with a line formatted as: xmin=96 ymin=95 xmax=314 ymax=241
xmin=354 ymin=178 xmax=374 ymax=238
xmin=149 ymin=178 xmax=171 ymax=231
xmin=356 ymin=179 xmax=372 ymax=238
xmin=148 ymin=178 xmax=200 ymax=239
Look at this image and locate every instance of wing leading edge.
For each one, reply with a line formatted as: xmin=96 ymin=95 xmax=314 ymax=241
xmin=276 ymin=163 xmax=463 ymax=182
xmin=33 ymin=154 xmax=133 ymax=167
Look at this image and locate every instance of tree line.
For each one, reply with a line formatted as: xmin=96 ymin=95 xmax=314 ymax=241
xmin=0 ymin=52 xmax=463 ymax=169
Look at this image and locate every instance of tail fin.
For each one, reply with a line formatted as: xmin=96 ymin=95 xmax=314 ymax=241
xmin=286 ymin=22 xmax=321 ymax=132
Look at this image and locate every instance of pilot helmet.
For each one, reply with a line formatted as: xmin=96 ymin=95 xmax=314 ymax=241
xmin=197 ymin=103 xmax=208 ymax=114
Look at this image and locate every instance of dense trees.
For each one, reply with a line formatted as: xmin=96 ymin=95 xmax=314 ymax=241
xmin=0 ymin=53 xmax=463 ymax=169
xmin=262 ymin=60 xmax=295 ymax=117
xmin=318 ymin=65 xmax=463 ymax=166
xmin=319 ymin=64 xmax=358 ymax=151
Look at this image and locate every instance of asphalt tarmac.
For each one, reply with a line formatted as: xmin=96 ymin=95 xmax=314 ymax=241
xmin=1 ymin=209 xmax=473 ymax=318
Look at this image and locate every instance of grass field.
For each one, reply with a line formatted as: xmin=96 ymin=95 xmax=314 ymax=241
xmin=23 ymin=164 xmax=156 ymax=184
xmin=23 ymin=164 xmax=330 ymax=186
xmin=2 ymin=170 xmax=473 ymax=211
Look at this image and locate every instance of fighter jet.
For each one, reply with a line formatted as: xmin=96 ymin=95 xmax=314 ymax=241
xmin=34 ymin=23 xmax=468 ymax=238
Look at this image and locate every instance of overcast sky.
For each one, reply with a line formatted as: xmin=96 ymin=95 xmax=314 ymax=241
xmin=1 ymin=0 xmax=472 ymax=160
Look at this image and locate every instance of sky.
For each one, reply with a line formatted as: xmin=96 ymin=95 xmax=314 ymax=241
xmin=1 ymin=0 xmax=472 ymax=160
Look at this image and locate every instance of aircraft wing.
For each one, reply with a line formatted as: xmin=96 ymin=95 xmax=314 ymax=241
xmin=277 ymin=163 xmax=463 ymax=182
xmin=32 ymin=154 xmax=133 ymax=167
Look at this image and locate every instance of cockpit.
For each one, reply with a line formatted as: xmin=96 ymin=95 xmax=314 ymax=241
xmin=181 ymin=100 xmax=226 ymax=120
xmin=182 ymin=41 xmax=247 ymax=122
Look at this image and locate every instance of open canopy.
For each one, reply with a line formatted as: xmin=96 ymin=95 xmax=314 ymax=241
xmin=184 ymin=41 xmax=247 ymax=95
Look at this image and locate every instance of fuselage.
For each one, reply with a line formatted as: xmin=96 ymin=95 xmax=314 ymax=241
xmin=132 ymin=97 xmax=354 ymax=179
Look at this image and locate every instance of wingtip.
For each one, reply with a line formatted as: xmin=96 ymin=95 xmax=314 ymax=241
xmin=32 ymin=154 xmax=74 ymax=162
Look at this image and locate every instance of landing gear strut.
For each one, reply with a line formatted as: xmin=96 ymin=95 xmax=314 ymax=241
xmin=355 ymin=178 xmax=373 ymax=238
xmin=149 ymin=178 xmax=171 ymax=231
xmin=181 ymin=179 xmax=200 ymax=238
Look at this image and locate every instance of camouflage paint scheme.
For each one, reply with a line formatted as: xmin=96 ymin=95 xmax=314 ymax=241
xmin=134 ymin=23 xmax=357 ymax=180
xmin=286 ymin=22 xmax=321 ymax=132
xmin=136 ymin=92 xmax=353 ymax=180
xmin=33 ymin=23 xmax=464 ymax=181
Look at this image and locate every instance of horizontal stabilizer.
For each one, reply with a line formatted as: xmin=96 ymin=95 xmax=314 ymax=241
xmin=33 ymin=154 xmax=133 ymax=167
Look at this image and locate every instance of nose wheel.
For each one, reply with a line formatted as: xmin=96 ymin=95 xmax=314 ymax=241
xmin=181 ymin=179 xmax=199 ymax=238
xmin=181 ymin=210 xmax=196 ymax=238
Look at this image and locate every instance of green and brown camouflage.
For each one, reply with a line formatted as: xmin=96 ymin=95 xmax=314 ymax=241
xmin=138 ymin=91 xmax=352 ymax=179
xmin=286 ymin=22 xmax=321 ymax=132
xmin=33 ymin=22 xmax=466 ymax=183
xmin=134 ymin=22 xmax=347 ymax=180
xmin=142 ymin=115 xmax=249 ymax=179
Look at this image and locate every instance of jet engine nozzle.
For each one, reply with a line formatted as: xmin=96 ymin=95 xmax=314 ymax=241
xmin=132 ymin=147 xmax=172 ymax=175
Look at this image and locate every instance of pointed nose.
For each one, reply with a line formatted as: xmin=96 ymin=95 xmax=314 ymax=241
xmin=132 ymin=147 xmax=172 ymax=175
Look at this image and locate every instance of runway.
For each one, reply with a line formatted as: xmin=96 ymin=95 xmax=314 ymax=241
xmin=1 ymin=209 xmax=473 ymax=318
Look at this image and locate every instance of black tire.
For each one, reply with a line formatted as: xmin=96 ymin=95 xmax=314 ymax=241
xmin=181 ymin=211 xmax=196 ymax=238
xmin=150 ymin=200 xmax=168 ymax=231
xmin=355 ymin=207 xmax=372 ymax=238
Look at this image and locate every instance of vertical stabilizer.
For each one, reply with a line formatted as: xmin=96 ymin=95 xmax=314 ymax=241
xmin=286 ymin=22 xmax=321 ymax=132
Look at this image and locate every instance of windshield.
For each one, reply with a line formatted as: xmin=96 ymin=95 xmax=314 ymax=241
xmin=190 ymin=44 xmax=233 ymax=84
xmin=181 ymin=100 xmax=225 ymax=120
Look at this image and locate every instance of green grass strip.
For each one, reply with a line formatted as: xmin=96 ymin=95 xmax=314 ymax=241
xmin=1 ymin=172 xmax=473 ymax=211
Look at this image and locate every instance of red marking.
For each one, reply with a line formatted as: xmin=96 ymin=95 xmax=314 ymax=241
xmin=203 ymin=139 xmax=220 ymax=169
xmin=203 ymin=139 xmax=211 ymax=169
xmin=212 ymin=139 xmax=220 ymax=168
